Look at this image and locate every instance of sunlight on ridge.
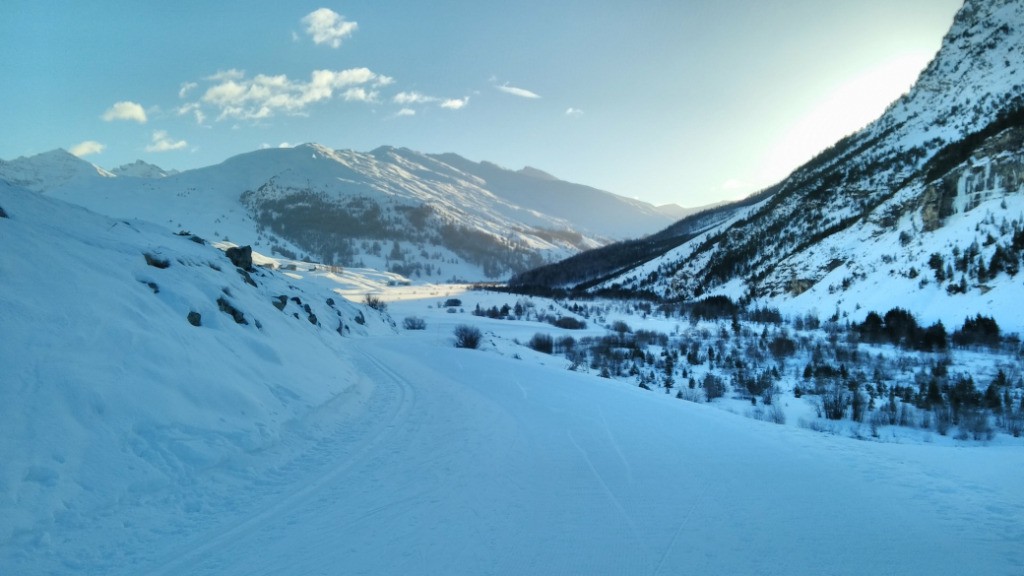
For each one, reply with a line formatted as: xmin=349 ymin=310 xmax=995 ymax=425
xmin=757 ymin=52 xmax=935 ymax=187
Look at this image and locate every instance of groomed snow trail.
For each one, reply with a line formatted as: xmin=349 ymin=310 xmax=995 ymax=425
xmin=134 ymin=336 xmax=1023 ymax=576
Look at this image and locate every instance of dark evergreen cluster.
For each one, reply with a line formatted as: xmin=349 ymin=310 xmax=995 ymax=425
xmin=482 ymin=293 xmax=1023 ymax=440
xmin=925 ymin=213 xmax=1024 ymax=294
xmin=854 ymin=308 xmax=948 ymax=351
xmin=924 ymin=96 xmax=1024 ymax=183
xmin=244 ymin=187 xmax=548 ymax=277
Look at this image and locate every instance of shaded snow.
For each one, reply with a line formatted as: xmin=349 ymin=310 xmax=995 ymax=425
xmin=2 ymin=184 xmax=1023 ymax=575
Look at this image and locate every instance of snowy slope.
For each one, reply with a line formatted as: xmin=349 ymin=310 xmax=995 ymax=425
xmin=0 ymin=149 xmax=114 ymax=192
xmin=427 ymin=151 xmax=682 ymax=239
xmin=3 ymin=172 xmax=1024 ymax=575
xmin=569 ymin=0 xmax=1024 ymax=329
xmin=1 ymin=143 xmax=680 ymax=280
xmin=110 ymin=160 xmax=178 ymax=178
xmin=0 ymin=183 xmax=391 ymax=570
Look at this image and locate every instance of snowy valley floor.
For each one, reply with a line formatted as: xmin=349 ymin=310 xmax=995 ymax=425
xmin=8 ymin=332 xmax=1024 ymax=575
xmin=2 ymin=189 xmax=1023 ymax=575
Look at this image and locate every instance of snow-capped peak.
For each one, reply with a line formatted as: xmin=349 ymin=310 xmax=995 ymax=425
xmin=110 ymin=159 xmax=178 ymax=179
xmin=0 ymin=148 xmax=114 ymax=192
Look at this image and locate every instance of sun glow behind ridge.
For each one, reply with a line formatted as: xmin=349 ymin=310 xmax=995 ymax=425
xmin=755 ymin=52 xmax=935 ymax=188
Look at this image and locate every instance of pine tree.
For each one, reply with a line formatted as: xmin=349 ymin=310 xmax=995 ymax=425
xmin=984 ymin=383 xmax=1004 ymax=413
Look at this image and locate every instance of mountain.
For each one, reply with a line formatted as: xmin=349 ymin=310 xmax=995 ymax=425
xmin=0 ymin=148 xmax=114 ymax=191
xmin=2 ymin=182 xmax=1021 ymax=576
xmin=110 ymin=159 xmax=179 ymax=178
xmin=513 ymin=0 xmax=1024 ymax=329
xmin=656 ymin=201 xmax=719 ymax=221
xmin=0 ymin=144 xmax=682 ymax=280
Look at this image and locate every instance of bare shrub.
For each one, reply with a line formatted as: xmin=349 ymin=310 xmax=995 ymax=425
xmin=958 ymin=408 xmax=994 ymax=441
xmin=821 ymin=381 xmax=849 ymax=420
xmin=934 ymin=405 xmax=953 ymax=436
xmin=676 ymin=387 xmax=704 ymax=403
xmin=364 ymin=294 xmax=387 ymax=312
xmin=454 ymin=324 xmax=482 ymax=349
xmin=799 ymin=418 xmax=837 ymax=434
xmin=747 ymin=404 xmax=786 ymax=425
xmin=869 ymin=410 xmax=891 ymax=437
xmin=528 ymin=333 xmax=554 ymax=354
xmin=1006 ymin=411 xmax=1024 ymax=437
xmin=403 ymin=316 xmax=427 ymax=330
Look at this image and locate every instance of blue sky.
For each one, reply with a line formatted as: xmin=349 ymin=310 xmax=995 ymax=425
xmin=2 ymin=1 xmax=963 ymax=206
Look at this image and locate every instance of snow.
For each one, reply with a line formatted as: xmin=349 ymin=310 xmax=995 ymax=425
xmin=2 ymin=185 xmax=1023 ymax=575
xmin=0 ymin=149 xmax=114 ymax=192
xmin=110 ymin=160 xmax=178 ymax=179
xmin=0 ymin=142 xmax=680 ymax=282
xmin=5 ymin=4 xmax=1024 ymax=567
xmin=588 ymin=0 xmax=1024 ymax=325
xmin=764 ymin=188 xmax=1024 ymax=332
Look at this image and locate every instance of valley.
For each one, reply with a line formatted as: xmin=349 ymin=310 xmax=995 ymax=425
xmin=4 ymin=0 xmax=1024 ymax=573
xmin=2 ymin=185 xmax=1021 ymax=574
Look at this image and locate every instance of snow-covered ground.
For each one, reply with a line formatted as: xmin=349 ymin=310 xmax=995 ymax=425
xmin=2 ymin=187 xmax=1023 ymax=575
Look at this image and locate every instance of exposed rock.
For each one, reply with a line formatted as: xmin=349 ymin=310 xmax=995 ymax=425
xmin=144 ymin=252 xmax=170 ymax=269
xmin=238 ymin=268 xmax=257 ymax=287
xmin=175 ymin=230 xmax=206 ymax=244
xmin=187 ymin=311 xmax=202 ymax=327
xmin=789 ymin=278 xmax=815 ymax=297
xmin=225 ymin=245 xmax=253 ymax=271
xmin=217 ymin=296 xmax=247 ymax=325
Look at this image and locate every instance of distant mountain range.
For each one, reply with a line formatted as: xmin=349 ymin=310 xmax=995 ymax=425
xmin=0 ymin=145 xmax=700 ymax=280
xmin=513 ymin=0 xmax=1024 ymax=330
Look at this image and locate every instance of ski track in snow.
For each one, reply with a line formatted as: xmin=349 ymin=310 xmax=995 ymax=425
xmin=114 ymin=338 xmax=1024 ymax=575
xmin=145 ymin=343 xmax=418 ymax=575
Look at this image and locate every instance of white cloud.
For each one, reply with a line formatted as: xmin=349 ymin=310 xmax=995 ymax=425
xmin=178 ymin=81 xmax=198 ymax=99
xmin=207 ymin=69 xmax=245 ymax=82
xmin=395 ymin=108 xmax=416 ymax=117
xmin=497 ymin=83 xmax=540 ymax=99
xmin=565 ymin=107 xmax=584 ymax=117
xmin=342 ymin=87 xmax=378 ymax=103
xmin=302 ymin=8 xmax=357 ymax=48
xmin=145 ymin=130 xmax=187 ymax=152
xmin=440 ymin=97 xmax=469 ymax=110
xmin=394 ymin=91 xmax=435 ymax=105
xmin=176 ymin=102 xmax=206 ymax=125
xmin=69 ymin=140 xmax=105 ymax=157
xmin=191 ymin=67 xmax=386 ymax=121
xmin=393 ymin=91 xmax=467 ymax=110
xmin=101 ymin=101 xmax=148 ymax=123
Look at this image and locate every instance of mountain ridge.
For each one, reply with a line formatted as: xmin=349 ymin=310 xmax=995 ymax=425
xmin=0 ymin=143 xmax=701 ymax=280
xmin=511 ymin=0 xmax=1024 ymax=330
